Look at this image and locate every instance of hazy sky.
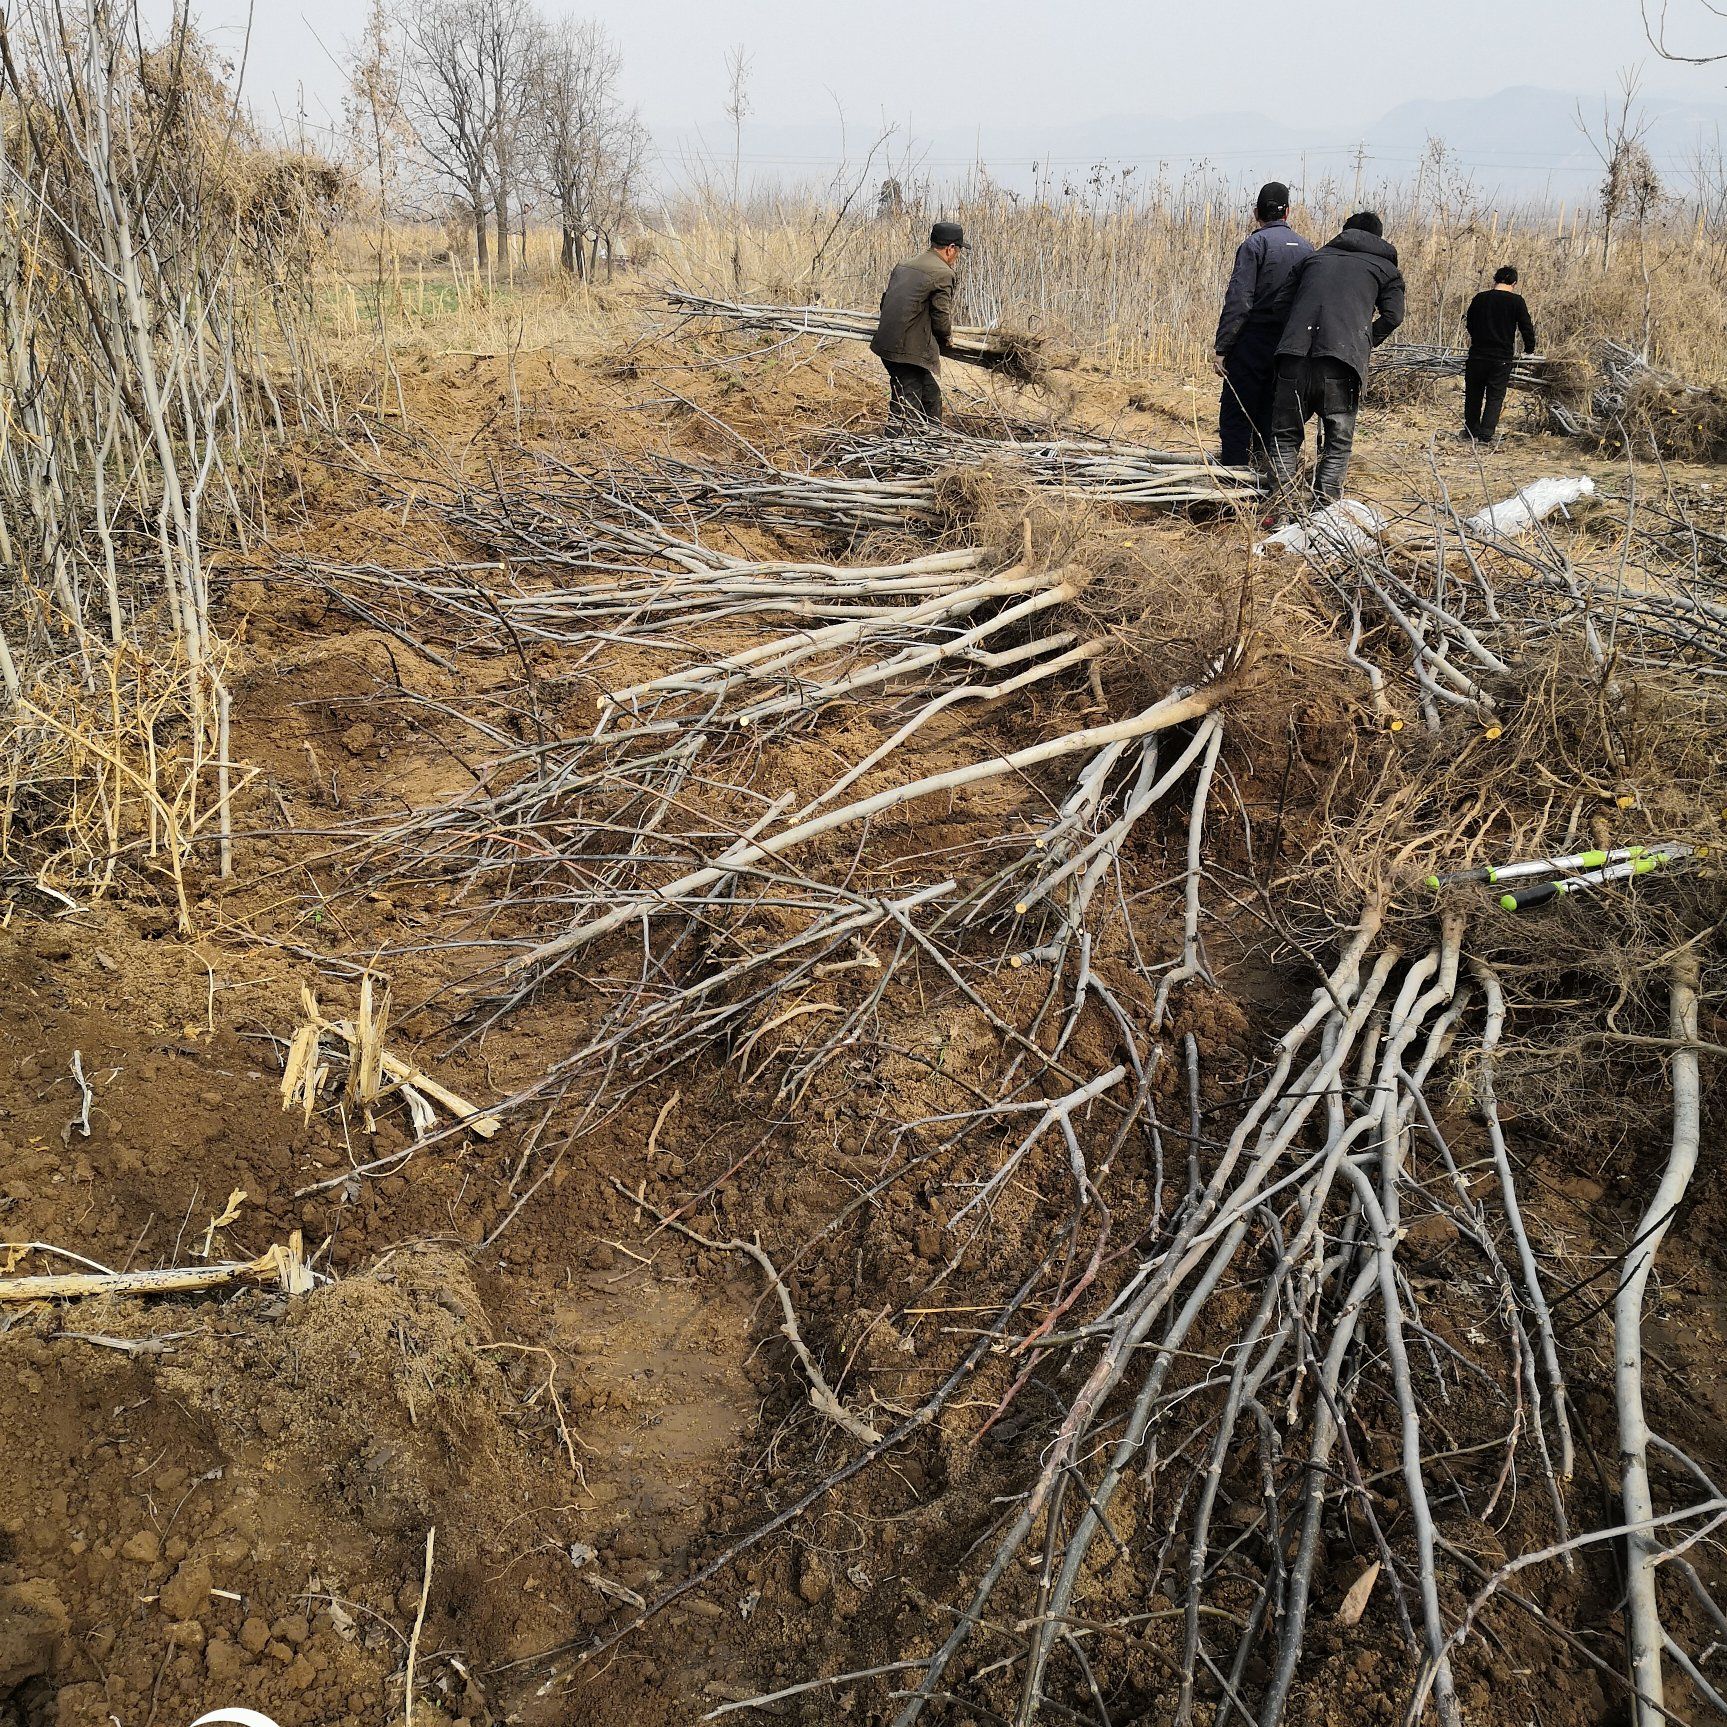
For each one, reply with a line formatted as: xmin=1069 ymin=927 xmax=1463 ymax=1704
xmin=181 ymin=0 xmax=1725 ymax=160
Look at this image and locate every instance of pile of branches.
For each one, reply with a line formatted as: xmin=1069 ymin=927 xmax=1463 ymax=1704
xmin=818 ymin=424 xmax=1256 ymax=506
xmin=1371 ymin=341 xmax=1559 ymax=398
xmin=1260 ymin=478 xmax=1727 ymax=733
xmin=1596 ymin=342 xmax=1727 ymax=463
xmin=0 ymin=0 xmax=341 ymax=913
xmin=1373 ymin=339 xmax=1727 ymax=455
xmin=663 ymin=287 xmax=1055 ymax=384
xmin=419 ymin=442 xmax=1250 ymax=564
xmin=290 ymin=451 xmax=1724 ymax=1727
xmin=1369 ymin=343 xmax=1600 ymax=436
xmin=452 ymin=448 xmax=961 ymax=543
xmin=299 ymin=507 xmax=1240 ymax=1037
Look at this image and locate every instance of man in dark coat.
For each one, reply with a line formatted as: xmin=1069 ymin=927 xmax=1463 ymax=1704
xmin=871 ymin=221 xmax=965 ymax=430
xmin=1212 ymin=182 xmax=1313 ymax=470
xmin=1267 ymin=211 xmax=1406 ymax=505
xmin=1463 ymin=265 xmax=1537 ymax=442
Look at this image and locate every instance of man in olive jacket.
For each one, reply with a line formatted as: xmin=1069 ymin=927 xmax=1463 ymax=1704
xmin=1267 ymin=211 xmax=1405 ymax=506
xmin=871 ymin=221 xmax=965 ymax=430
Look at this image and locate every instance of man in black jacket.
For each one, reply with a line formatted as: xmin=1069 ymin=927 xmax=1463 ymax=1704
xmin=871 ymin=222 xmax=965 ymax=430
xmin=1463 ymin=266 xmax=1537 ymax=442
xmin=1213 ymin=182 xmax=1313 ymax=470
xmin=1267 ymin=211 xmax=1406 ymax=506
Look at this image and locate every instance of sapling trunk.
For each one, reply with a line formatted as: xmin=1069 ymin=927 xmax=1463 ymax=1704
xmin=1615 ymin=953 xmax=1704 ymax=1727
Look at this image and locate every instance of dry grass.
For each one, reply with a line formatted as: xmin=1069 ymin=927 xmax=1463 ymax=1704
xmin=1 ymin=638 xmax=248 ymax=929
xmin=324 ymin=181 xmax=1727 ymax=398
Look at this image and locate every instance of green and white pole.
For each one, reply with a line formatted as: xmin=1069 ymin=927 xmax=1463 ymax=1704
xmin=1424 ymin=845 xmax=1653 ymax=891
xmin=1497 ymin=845 xmax=1691 ymax=911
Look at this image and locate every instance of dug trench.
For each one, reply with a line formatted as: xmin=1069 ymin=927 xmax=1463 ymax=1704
xmin=3 ymin=324 xmax=1725 ymax=1727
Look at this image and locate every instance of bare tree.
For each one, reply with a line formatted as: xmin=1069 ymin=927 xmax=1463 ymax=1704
xmin=534 ymin=16 xmax=601 ymax=276
xmin=344 ymin=1 xmax=411 ymax=225
xmin=344 ymin=0 xmax=413 ymax=408
xmin=1643 ymin=0 xmax=1727 ymax=269
xmin=589 ymin=110 xmax=650 ymax=278
xmin=399 ymin=0 xmax=496 ymax=271
xmin=1686 ymin=130 xmax=1727 ymax=261
xmin=799 ymin=112 xmax=899 ymax=294
xmin=1581 ymin=71 xmax=1668 ymax=353
xmin=1642 ymin=0 xmax=1727 ymax=62
xmin=477 ymin=0 xmax=536 ymax=276
xmin=531 ymin=18 xmax=645 ymax=280
xmin=724 ymin=45 xmax=751 ymax=291
xmin=1582 ymin=71 xmax=1665 ymax=272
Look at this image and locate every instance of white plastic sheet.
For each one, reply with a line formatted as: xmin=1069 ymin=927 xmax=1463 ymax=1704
xmin=1253 ymin=498 xmax=1389 ymax=559
xmin=1462 ymin=475 xmax=1596 ymax=537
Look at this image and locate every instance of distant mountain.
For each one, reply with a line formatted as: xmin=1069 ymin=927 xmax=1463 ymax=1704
xmin=659 ymin=84 xmax=1727 ymax=207
xmin=1361 ymin=84 xmax=1727 ymax=198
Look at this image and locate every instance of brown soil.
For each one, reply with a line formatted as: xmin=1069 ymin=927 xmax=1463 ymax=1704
xmin=3 ymin=312 xmax=1724 ymax=1727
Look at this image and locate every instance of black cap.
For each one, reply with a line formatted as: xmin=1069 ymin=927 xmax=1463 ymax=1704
xmin=930 ymin=221 xmax=968 ymax=249
xmin=1255 ymin=182 xmax=1290 ymax=220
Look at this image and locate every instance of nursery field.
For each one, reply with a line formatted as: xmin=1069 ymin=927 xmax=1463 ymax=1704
xmin=3 ymin=9 xmax=1727 ymax=1725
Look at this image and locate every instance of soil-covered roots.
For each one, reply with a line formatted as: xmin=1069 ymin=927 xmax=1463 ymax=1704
xmin=1263 ymin=478 xmax=1727 ymax=729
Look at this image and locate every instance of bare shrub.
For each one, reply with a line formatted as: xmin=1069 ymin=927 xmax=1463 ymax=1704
xmin=0 ymin=0 xmax=336 ymax=911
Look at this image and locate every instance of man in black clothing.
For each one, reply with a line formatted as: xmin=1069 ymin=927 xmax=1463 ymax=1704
xmin=1212 ymin=181 xmax=1314 ymax=469
xmin=1267 ymin=211 xmax=1405 ymax=506
xmin=1463 ymin=266 xmax=1537 ymax=442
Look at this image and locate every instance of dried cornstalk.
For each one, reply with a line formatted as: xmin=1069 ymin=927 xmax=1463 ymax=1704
xmin=281 ymin=984 xmax=502 ymax=1139
xmin=347 ymin=972 xmax=392 ymax=1108
xmin=0 ymin=1232 xmax=313 ymax=1302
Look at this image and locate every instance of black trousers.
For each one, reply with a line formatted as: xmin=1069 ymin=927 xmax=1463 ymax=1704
xmin=1268 ymin=354 xmax=1360 ymax=504
xmin=883 ymin=360 xmax=942 ymax=429
xmin=1218 ymin=320 xmax=1281 ymax=468
xmin=1464 ymin=351 xmax=1513 ymax=441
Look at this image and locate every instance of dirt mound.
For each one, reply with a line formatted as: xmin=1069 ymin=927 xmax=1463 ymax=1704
xmin=1 ymin=1249 xmax=512 ymax=1726
xmin=0 ymin=891 xmax=763 ymax=1727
